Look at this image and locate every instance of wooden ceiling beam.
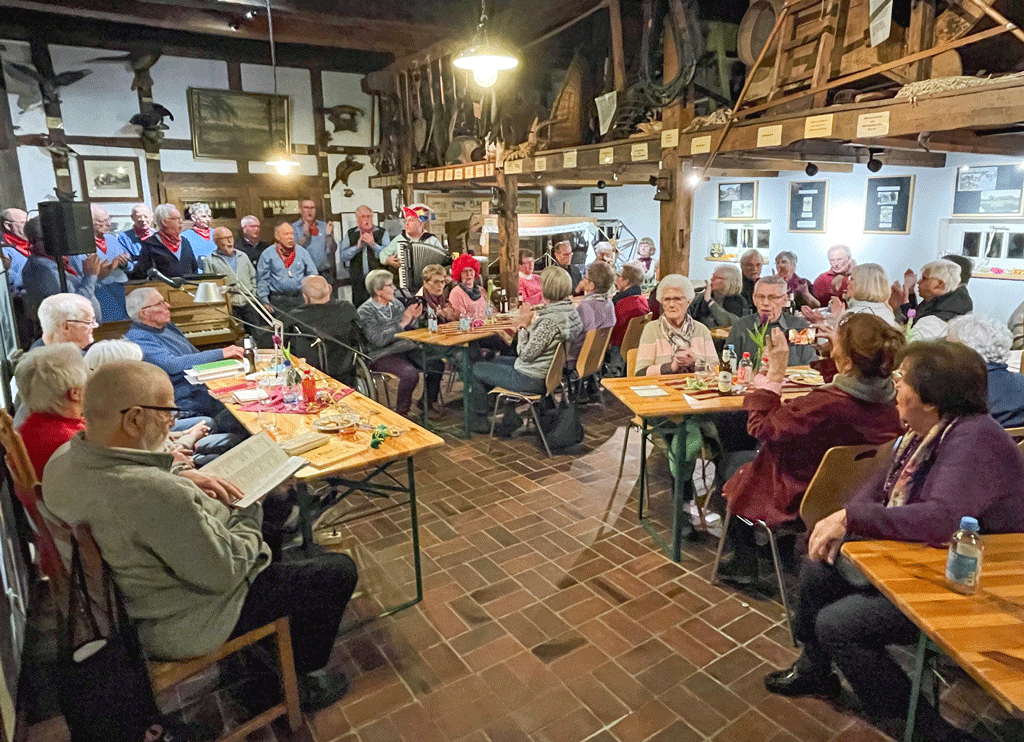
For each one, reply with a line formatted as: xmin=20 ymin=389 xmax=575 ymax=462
xmin=853 ymin=133 xmax=1024 ymax=157
xmin=694 ymin=155 xmax=854 ymax=173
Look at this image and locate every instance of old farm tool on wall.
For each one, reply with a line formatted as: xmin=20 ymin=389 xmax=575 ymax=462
xmin=535 ymin=51 xmax=588 ymax=150
xmin=638 ymin=0 xmax=703 ymax=106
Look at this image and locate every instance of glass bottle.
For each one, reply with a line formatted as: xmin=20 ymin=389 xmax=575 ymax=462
xmin=735 ymin=352 xmax=753 ymax=392
xmin=427 ymin=305 xmax=438 ymax=333
xmin=946 ymin=516 xmax=984 ymax=595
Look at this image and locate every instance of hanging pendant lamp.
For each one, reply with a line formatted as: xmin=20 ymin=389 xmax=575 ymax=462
xmin=453 ymin=0 xmax=519 ymax=88
xmin=263 ymin=0 xmax=298 ymax=174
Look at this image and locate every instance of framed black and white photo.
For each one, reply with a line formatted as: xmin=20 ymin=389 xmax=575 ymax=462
xmin=864 ymin=175 xmax=914 ymax=234
xmin=78 ymin=156 xmax=143 ymax=202
xmin=717 ymin=181 xmax=757 ymax=221
xmin=188 ymin=87 xmax=291 ymax=161
xmin=788 ymin=180 xmax=828 ymax=233
xmin=590 ymin=192 xmax=607 ymax=213
xmin=952 ymin=164 xmax=1024 ymax=217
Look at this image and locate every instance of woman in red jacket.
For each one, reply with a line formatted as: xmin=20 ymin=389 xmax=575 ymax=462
xmin=718 ymin=313 xmax=905 ymax=586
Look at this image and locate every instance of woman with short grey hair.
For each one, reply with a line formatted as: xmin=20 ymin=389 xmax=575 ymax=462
xmin=356 ymin=269 xmax=443 ymax=417
xmin=636 ymin=274 xmax=717 ymax=376
xmin=907 ymin=259 xmax=970 ymax=341
xmin=948 ymin=313 xmax=1024 ymax=427
xmin=844 ymin=263 xmax=896 ymax=325
xmin=181 ymin=202 xmax=217 ymax=263
xmin=689 ymin=264 xmax=748 ymax=329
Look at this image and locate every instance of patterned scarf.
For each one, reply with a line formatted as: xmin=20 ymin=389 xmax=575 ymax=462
xmin=659 ymin=313 xmax=696 ymax=350
xmin=276 ymin=243 xmax=296 ymax=268
xmin=304 ymin=221 xmax=319 ymax=237
xmin=192 ymin=225 xmax=211 ymax=240
xmin=157 ymin=230 xmax=181 ymax=254
xmin=881 ymin=417 xmax=955 ymax=508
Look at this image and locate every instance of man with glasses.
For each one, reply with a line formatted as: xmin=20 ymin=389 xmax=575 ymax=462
xmin=125 ymin=287 xmax=245 ymax=434
xmin=42 ymin=360 xmax=358 ymax=713
xmin=726 ymin=276 xmax=817 ymax=366
xmin=131 ymin=203 xmax=199 ymax=279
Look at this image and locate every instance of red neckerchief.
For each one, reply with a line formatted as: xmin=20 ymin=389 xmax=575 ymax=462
xmin=43 ymin=255 xmax=78 ymax=277
xmin=3 ymin=232 xmax=30 ymax=257
xmin=134 ymin=226 xmax=152 ymax=241
xmin=276 ymin=243 xmax=296 ymax=268
xmin=157 ymin=231 xmax=181 ymax=255
xmin=95 ymin=235 xmax=107 ymax=253
xmin=304 ymin=220 xmax=319 ymax=237
xmin=192 ymin=225 xmax=211 ymax=240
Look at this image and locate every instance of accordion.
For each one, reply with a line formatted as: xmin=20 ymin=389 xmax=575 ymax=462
xmin=396 ymin=238 xmax=449 ymax=292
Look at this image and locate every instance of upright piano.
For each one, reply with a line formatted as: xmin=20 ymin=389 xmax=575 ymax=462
xmin=92 ymin=278 xmax=242 ymax=348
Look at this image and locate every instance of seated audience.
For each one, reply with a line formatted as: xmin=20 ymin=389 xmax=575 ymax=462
xmin=718 ymin=315 xmax=904 ymax=585
xmin=237 ymin=215 xmax=271 ymax=266
xmin=357 ymin=269 xmax=442 ymax=418
xmin=203 ymin=226 xmax=260 ymax=327
xmin=635 ymin=237 xmax=658 ymax=289
xmin=765 ymin=341 xmax=1024 ymax=742
xmin=688 ymin=264 xmax=749 ymax=328
xmin=37 ymin=293 xmax=97 ymax=351
xmin=22 ymin=217 xmax=104 ymax=323
xmin=567 ymin=261 xmax=615 ymax=369
xmin=812 ymin=244 xmax=854 ymax=305
xmin=285 ymin=276 xmax=360 ymax=386
xmin=471 ymin=266 xmax=582 ymax=434
xmin=417 ymin=264 xmax=457 ymax=322
xmin=43 ymin=361 xmax=358 ymax=711
xmin=948 ymin=313 xmax=1024 ymax=428
xmin=608 ymin=264 xmax=650 ymax=374
xmin=180 ymin=202 xmax=217 ymax=264
xmin=774 ymin=251 xmax=819 ymax=309
xmin=636 ymin=274 xmax=718 ymax=376
xmin=517 ymin=249 xmax=543 ymax=306
xmin=726 ymin=276 xmax=817 ymax=366
xmin=593 ymin=241 xmax=617 ymax=267
xmin=739 ymin=248 xmax=764 ymax=308
xmin=803 ymin=263 xmax=897 ymax=333
xmin=905 ymin=259 xmax=969 ymax=341
xmin=449 ymin=253 xmax=489 ymax=318
xmin=131 ymin=203 xmax=199 ymax=279
xmin=125 ymin=287 xmax=245 ymax=433
xmin=547 ymin=240 xmax=585 ymax=291
xmin=257 ymin=222 xmax=319 ymax=312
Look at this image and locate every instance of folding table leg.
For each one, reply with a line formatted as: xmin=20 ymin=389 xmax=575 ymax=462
xmin=904 ymin=631 xmax=929 ymax=742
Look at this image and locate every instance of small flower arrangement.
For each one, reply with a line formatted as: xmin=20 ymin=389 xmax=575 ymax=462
xmin=747 ymin=313 xmax=771 ymax=372
xmin=904 ymin=309 xmax=917 ymax=341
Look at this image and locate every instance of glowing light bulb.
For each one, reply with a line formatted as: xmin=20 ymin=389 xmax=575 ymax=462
xmin=272 ymin=160 xmax=292 ymax=176
xmin=545 ymin=185 xmax=555 ymax=194
xmin=688 ymin=173 xmax=701 ymax=187
xmin=472 ymin=66 xmax=499 ymax=87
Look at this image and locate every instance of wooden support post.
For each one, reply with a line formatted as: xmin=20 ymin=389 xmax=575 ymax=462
xmin=907 ymin=0 xmax=937 ymax=81
xmin=811 ymin=0 xmax=841 ymax=106
xmin=29 ymin=41 xmax=74 ymax=199
xmin=496 ymin=170 xmax=519 ymax=300
xmin=608 ymin=0 xmax=626 ymax=92
xmin=660 ymin=21 xmax=691 ymax=277
xmin=0 ymin=49 xmax=26 ymax=209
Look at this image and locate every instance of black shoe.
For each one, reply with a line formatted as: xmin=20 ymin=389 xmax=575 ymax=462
xmin=716 ymin=554 xmax=758 ymax=585
xmin=764 ymin=664 xmax=842 ymax=699
xmin=470 ymin=416 xmax=492 ymax=434
xmin=299 ymin=669 xmax=349 ymax=712
xmin=494 ymin=411 xmax=524 ymax=438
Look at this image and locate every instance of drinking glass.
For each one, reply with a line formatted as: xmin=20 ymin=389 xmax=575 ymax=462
xmin=694 ymin=358 xmax=707 ymax=380
xmin=257 ymin=377 xmax=279 ymax=431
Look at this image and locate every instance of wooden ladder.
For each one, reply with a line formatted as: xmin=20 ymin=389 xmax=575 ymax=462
xmin=769 ymin=0 xmax=843 ymax=106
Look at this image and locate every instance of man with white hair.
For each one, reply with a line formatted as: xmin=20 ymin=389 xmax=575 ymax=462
xmin=906 ymin=259 xmax=970 ymax=341
xmin=131 ymin=203 xmax=199 ymax=279
xmin=2 ymin=207 xmax=31 ymax=293
xmin=292 ymin=198 xmax=336 ymax=281
xmin=949 ymin=313 xmax=1024 ymax=427
xmin=36 ymin=293 xmax=97 ymax=350
xmin=117 ymin=203 xmax=152 ymax=257
xmin=42 ymin=361 xmax=358 ymax=711
xmin=726 ymin=275 xmax=817 ymax=365
xmin=739 ymin=248 xmax=764 ymax=309
xmin=203 ymin=227 xmax=258 ymax=326
xmin=285 ymin=275 xmax=359 ymax=385
xmin=181 ymin=202 xmax=217 ymax=263
xmin=23 ymin=218 xmax=104 ymax=325
xmin=256 ymin=222 xmax=318 ymax=312
xmin=237 ymin=215 xmax=270 ymax=265
xmin=124 ymin=286 xmax=245 ymax=428
xmin=340 ymin=205 xmax=389 ymax=308
xmin=812 ymin=244 xmax=854 ymax=305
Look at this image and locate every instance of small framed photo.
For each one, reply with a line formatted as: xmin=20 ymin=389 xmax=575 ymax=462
xmin=717 ymin=181 xmax=757 ymax=221
xmin=864 ymin=175 xmax=914 ymax=234
xmin=78 ymin=156 xmax=144 ymax=202
xmin=590 ymin=192 xmax=607 ymax=213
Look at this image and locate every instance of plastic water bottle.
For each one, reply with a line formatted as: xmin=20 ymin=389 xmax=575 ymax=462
xmin=427 ymin=306 xmax=438 ymax=333
xmin=281 ymin=360 xmax=301 ymax=409
xmin=735 ymin=352 xmax=753 ymax=392
xmin=459 ymin=311 xmax=471 ymax=331
xmin=945 ymin=516 xmax=984 ymax=595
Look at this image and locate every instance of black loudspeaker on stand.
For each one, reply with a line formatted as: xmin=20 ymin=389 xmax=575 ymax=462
xmin=37 ymin=201 xmax=95 ymax=292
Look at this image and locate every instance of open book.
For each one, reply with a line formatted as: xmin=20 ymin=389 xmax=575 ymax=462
xmin=199 ymin=431 xmax=308 ymax=508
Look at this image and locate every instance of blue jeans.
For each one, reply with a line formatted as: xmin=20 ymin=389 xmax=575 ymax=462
xmin=471 ymin=356 xmax=546 ymax=416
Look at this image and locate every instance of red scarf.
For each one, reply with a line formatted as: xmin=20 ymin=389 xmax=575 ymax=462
xmin=95 ymin=235 xmax=107 ymax=253
xmin=4 ymin=232 xmax=30 ymax=257
xmin=157 ymin=231 xmax=181 ymax=255
xmin=304 ymin=220 xmax=318 ymax=237
xmin=192 ymin=225 xmax=211 ymax=240
xmin=44 ymin=255 xmax=78 ymax=277
xmin=134 ymin=225 xmax=152 ymax=241
xmin=276 ymin=244 xmax=296 ymax=268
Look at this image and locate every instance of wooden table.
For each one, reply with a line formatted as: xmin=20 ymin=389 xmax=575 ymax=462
xmin=396 ymin=325 xmax=511 ymax=437
xmin=207 ymin=356 xmax=444 ymax=617
xmin=711 ymin=326 xmax=731 ymax=341
xmin=602 ymin=370 xmax=820 ymax=560
xmin=843 ymin=536 xmax=1024 ymax=740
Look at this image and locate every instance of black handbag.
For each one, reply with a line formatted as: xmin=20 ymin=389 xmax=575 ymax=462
xmin=539 ymin=396 xmax=585 ymax=451
xmin=55 ymin=531 xmax=177 ymax=742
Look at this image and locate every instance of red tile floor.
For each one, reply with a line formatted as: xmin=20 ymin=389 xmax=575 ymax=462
xmin=24 ymin=397 xmax=1013 ymax=742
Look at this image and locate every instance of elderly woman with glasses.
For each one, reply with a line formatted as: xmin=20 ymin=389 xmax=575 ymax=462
xmin=765 ymin=340 xmax=1024 ymax=742
xmin=948 ymin=313 xmax=1024 ymax=427
xmin=449 ymin=253 xmax=489 ymax=319
xmin=635 ymin=274 xmax=718 ymax=376
xmin=417 ymin=264 xmax=458 ymax=322
xmin=357 ymin=269 xmax=443 ymax=418
xmin=688 ymin=264 xmax=750 ymax=329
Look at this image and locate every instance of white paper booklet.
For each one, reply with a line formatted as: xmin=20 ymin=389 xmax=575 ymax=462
xmin=199 ymin=431 xmax=307 ymax=508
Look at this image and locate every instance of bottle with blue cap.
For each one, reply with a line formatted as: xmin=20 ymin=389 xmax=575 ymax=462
xmin=945 ymin=516 xmax=984 ymax=595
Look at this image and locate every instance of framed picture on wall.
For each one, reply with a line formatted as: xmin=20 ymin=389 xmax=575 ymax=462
xmin=951 ymin=164 xmax=1024 ymax=217
xmin=590 ymin=192 xmax=607 ymax=213
xmin=788 ymin=180 xmax=827 ymax=233
xmin=864 ymin=175 xmax=914 ymax=234
xmin=717 ymin=181 xmax=757 ymax=220
xmin=78 ymin=156 xmax=143 ymax=202
xmin=188 ymin=88 xmax=291 ymax=161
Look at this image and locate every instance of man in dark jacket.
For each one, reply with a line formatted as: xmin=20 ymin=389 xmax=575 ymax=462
xmin=340 ymin=206 xmax=389 ymax=308
xmin=284 ymin=276 xmax=360 ymax=386
xmin=237 ymin=215 xmax=271 ymax=265
xmin=130 ymin=204 xmax=198 ymax=279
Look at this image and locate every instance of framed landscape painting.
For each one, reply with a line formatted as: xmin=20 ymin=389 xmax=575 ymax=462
xmin=79 ymin=156 xmax=143 ymax=202
xmin=188 ymin=88 xmax=291 ymax=161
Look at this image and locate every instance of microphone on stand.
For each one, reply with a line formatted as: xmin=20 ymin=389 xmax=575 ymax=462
xmin=147 ymin=267 xmax=184 ymax=288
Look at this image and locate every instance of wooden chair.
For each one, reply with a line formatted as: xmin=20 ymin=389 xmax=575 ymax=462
xmin=1004 ymin=426 xmax=1024 ymax=457
xmin=615 ymin=349 xmax=643 ymax=484
xmin=570 ymin=326 xmax=613 ymax=409
xmin=711 ymin=439 xmax=897 ymax=644
xmin=618 ymin=312 xmax=652 ymax=362
xmin=488 ymin=344 xmax=566 ymax=457
xmin=43 ymin=520 xmax=303 ymax=742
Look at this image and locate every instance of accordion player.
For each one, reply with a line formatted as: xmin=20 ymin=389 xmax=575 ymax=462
xmin=385 ymin=204 xmax=450 ymax=293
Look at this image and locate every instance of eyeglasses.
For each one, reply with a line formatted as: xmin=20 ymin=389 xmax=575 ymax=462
xmin=661 ymin=296 xmax=688 ymax=304
xmin=425 ymin=278 xmax=445 ymax=285
xmin=66 ymin=318 xmax=99 ymax=328
xmin=119 ymin=404 xmax=182 ymax=415
xmin=753 ymin=294 xmax=787 ymax=301
xmin=141 ymin=300 xmax=169 ymax=311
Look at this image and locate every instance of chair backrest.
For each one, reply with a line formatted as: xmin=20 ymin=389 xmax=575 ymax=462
xmin=626 ymin=348 xmax=639 ymax=377
xmin=799 ymin=440 xmax=897 ymax=531
xmin=0 ymin=409 xmax=38 ymax=492
xmin=619 ymin=312 xmax=652 ymax=357
xmin=575 ymin=326 xmax=613 ymax=379
xmin=545 ymin=344 xmax=567 ymax=397
xmin=1005 ymin=426 xmax=1024 ymax=457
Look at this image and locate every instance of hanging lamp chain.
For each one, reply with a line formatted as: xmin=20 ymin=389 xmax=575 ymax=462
xmin=266 ymin=0 xmax=278 ymax=96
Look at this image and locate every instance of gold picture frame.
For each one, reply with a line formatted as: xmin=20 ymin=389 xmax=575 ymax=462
xmin=187 ymin=87 xmax=291 ymax=161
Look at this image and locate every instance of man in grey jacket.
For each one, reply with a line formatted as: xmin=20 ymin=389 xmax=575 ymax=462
xmin=43 ymin=361 xmax=357 ymax=711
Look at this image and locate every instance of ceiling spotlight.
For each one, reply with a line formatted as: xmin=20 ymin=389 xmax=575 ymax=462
xmin=545 ymin=185 xmax=554 ymax=194
xmin=687 ymin=173 xmax=701 ymax=187
xmin=805 ymin=162 xmax=819 ymax=176
xmin=648 ymin=175 xmax=658 ymax=187
xmin=245 ymin=9 xmax=258 ymax=18
xmin=597 ymin=180 xmax=606 ymax=189
xmin=866 ymin=148 xmax=883 ymax=172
